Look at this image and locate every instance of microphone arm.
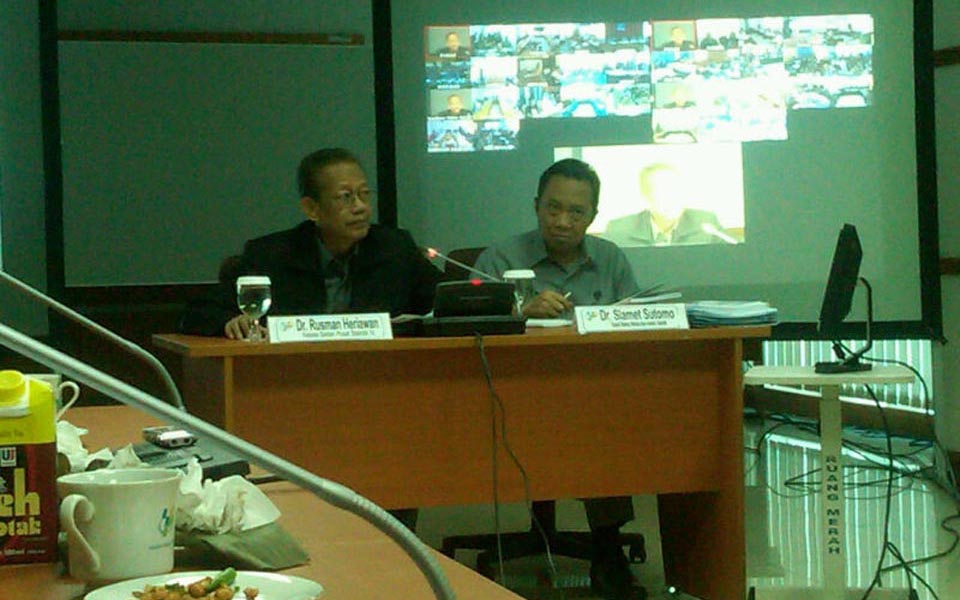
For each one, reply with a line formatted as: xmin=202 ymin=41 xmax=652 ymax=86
xmin=0 ymin=320 xmax=456 ymax=600
xmin=0 ymin=270 xmax=185 ymax=411
xmin=425 ymin=248 xmax=501 ymax=282
xmin=700 ymin=223 xmax=739 ymax=245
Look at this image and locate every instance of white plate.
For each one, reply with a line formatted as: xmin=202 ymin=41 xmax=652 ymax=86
xmin=85 ymin=570 xmax=324 ymax=600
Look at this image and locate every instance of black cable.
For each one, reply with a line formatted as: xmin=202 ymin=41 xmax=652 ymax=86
xmin=780 ymin=463 xmax=915 ymax=500
xmin=751 ymin=418 xmax=892 ymax=497
xmin=859 ymin=355 xmax=931 ymax=416
xmin=859 ymin=354 xmax=960 ymax=501
xmin=859 ymin=354 xmax=960 ymax=504
xmin=858 ymin=385 xmax=898 ymax=600
xmin=751 ymin=368 xmax=959 ymax=597
xmin=878 ymin=514 xmax=960 ymax=575
xmin=756 ymin=366 xmax=960 ymax=506
xmin=753 ymin=357 xmax=903 ymax=597
xmin=884 ymin=542 xmax=918 ymax=598
xmin=884 ymin=540 xmax=944 ymax=600
xmin=474 ymin=334 xmax=558 ymax=585
xmin=482 ymin=333 xmax=505 ymax=584
xmin=753 ymin=414 xmax=936 ymax=503
xmin=751 ymin=420 xmax=825 ymax=499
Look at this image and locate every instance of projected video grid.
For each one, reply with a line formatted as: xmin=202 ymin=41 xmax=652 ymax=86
xmin=424 ymin=14 xmax=873 ymax=153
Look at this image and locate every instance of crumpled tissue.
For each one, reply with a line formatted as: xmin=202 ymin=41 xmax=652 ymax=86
xmin=176 ymin=458 xmax=280 ymax=534
xmin=57 ymin=420 xmax=280 ymax=535
xmin=57 ymin=420 xmax=144 ymax=471
xmin=57 ymin=420 xmax=306 ymax=570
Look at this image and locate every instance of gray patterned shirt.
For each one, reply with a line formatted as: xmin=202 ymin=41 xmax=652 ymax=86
xmin=474 ymin=229 xmax=639 ymax=306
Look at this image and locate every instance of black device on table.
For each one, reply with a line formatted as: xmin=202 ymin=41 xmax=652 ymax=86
xmin=420 ymin=280 xmax=526 ymax=336
xmin=134 ymin=425 xmax=250 ymax=480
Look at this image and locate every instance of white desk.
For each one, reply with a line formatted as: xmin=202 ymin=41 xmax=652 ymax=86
xmin=744 ymin=365 xmax=915 ymax=600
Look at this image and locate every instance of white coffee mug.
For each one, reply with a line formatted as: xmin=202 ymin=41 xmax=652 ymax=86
xmin=26 ymin=373 xmax=80 ymax=413
xmin=57 ymin=468 xmax=181 ymax=583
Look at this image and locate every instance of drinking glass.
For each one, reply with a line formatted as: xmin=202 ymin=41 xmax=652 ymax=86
xmin=503 ymin=269 xmax=536 ymax=316
xmin=236 ymin=275 xmax=272 ymax=342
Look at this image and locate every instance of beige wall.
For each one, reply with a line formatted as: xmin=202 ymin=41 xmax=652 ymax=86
xmin=935 ymin=0 xmax=960 ymax=449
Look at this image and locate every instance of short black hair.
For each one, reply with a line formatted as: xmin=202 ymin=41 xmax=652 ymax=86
xmin=536 ymin=158 xmax=601 ymax=212
xmin=297 ymin=147 xmax=362 ymax=199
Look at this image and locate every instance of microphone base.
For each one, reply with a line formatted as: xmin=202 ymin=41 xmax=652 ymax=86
xmin=418 ymin=315 xmax=526 ymax=337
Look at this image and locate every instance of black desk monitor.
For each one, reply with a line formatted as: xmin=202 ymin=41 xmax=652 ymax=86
xmin=815 ymin=223 xmax=873 ymax=373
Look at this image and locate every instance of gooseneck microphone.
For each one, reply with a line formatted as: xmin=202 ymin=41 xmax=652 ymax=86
xmin=0 ymin=269 xmax=185 ymax=410
xmin=700 ymin=223 xmax=739 ymax=245
xmin=425 ymin=247 xmax=502 ymax=282
xmin=0 ymin=321 xmax=454 ymax=600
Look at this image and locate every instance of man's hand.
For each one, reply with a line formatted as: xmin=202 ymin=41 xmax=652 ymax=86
xmin=224 ymin=315 xmax=267 ymax=340
xmin=522 ymin=290 xmax=573 ymax=318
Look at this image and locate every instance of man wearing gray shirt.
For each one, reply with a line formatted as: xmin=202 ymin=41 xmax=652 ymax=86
xmin=474 ymin=158 xmax=644 ymax=599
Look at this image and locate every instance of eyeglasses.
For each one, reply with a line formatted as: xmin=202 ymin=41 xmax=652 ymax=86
xmin=330 ymin=188 xmax=375 ymax=207
xmin=543 ymin=200 xmax=593 ymax=223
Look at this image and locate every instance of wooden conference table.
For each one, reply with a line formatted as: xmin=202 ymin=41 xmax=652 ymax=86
xmin=154 ymin=325 xmax=769 ymax=600
xmin=7 ymin=406 xmax=522 ymax=600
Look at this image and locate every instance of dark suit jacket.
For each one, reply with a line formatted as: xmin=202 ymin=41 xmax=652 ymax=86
xmin=602 ymin=209 xmax=725 ymax=247
xmin=180 ymin=221 xmax=441 ymax=336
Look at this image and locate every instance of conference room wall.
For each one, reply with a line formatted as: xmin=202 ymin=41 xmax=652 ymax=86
xmin=0 ymin=0 xmax=378 ymax=337
xmin=0 ymin=1 xmax=48 ymax=335
xmin=55 ymin=0 xmax=378 ymax=287
xmin=932 ymin=2 xmax=960 ymax=452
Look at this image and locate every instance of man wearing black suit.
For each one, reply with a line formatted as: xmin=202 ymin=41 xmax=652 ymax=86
xmin=180 ymin=147 xmax=440 ymax=339
xmin=180 ymin=148 xmax=440 ymax=532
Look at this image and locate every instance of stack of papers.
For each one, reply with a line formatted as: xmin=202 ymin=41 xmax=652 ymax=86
xmin=685 ymin=301 xmax=778 ymax=327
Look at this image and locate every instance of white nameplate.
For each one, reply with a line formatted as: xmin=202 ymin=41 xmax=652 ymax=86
xmin=575 ymin=303 xmax=689 ymax=334
xmin=267 ymin=313 xmax=393 ymax=343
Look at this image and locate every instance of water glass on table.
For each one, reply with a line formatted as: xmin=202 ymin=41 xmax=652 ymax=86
xmin=236 ymin=275 xmax=272 ymax=342
xmin=502 ymin=269 xmax=536 ymax=317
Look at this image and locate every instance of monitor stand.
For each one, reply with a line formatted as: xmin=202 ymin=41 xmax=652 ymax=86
xmin=815 ymin=277 xmax=873 ymax=374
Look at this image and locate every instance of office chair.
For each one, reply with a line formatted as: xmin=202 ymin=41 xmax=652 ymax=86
xmin=217 ymin=254 xmax=243 ymax=283
xmin=440 ymin=500 xmax=646 ymax=579
xmin=437 ymin=248 xmax=646 ymax=578
xmin=439 ymin=247 xmax=487 ymax=281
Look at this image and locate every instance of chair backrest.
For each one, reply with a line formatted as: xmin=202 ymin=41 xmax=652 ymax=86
xmin=442 ymin=247 xmax=486 ymax=281
xmin=218 ymin=255 xmax=243 ymax=283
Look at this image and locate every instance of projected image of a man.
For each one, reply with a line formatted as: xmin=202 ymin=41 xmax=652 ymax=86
xmin=658 ymin=25 xmax=696 ymax=51
xmin=435 ymin=31 xmax=470 ymax=60
xmin=437 ymin=93 xmax=473 ymax=117
xmin=603 ymin=163 xmax=727 ymax=246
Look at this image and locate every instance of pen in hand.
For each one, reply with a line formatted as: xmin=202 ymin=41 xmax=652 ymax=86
xmin=560 ymin=291 xmax=574 ymax=320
